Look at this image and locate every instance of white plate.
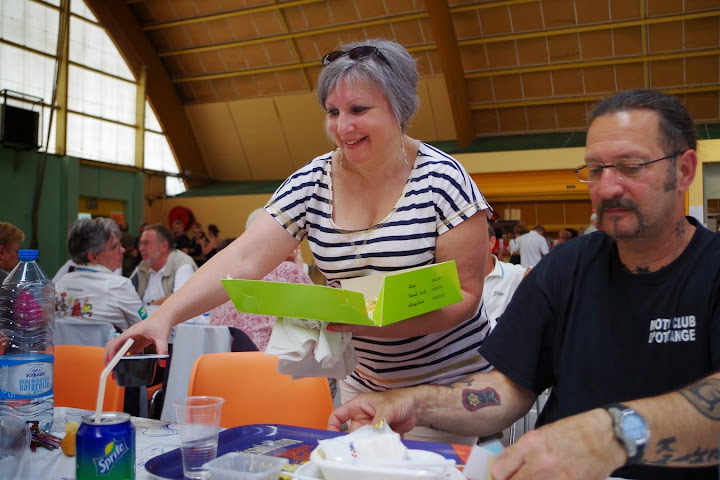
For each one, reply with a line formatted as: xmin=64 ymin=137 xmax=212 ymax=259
xmin=294 ymin=449 xmax=465 ymax=480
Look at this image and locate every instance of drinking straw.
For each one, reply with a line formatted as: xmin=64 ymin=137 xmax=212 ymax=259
xmin=95 ymin=338 xmax=134 ymax=423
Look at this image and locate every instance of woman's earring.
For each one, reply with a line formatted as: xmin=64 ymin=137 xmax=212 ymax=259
xmin=400 ymin=135 xmax=409 ymax=166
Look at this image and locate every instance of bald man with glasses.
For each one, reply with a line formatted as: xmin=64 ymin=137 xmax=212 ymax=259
xmin=329 ymin=89 xmax=720 ymax=480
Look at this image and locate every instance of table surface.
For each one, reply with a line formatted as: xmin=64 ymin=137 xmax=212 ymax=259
xmin=19 ymin=407 xmax=474 ymax=480
xmin=16 ymin=407 xmax=179 ymax=480
xmin=15 ymin=407 xmax=634 ymax=480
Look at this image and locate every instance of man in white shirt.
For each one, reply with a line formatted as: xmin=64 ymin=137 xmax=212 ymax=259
xmin=483 ymin=225 xmax=530 ymax=331
xmin=518 ymin=225 xmax=549 ymax=267
xmin=583 ymin=212 xmax=599 ymax=235
xmin=130 ymin=224 xmax=197 ymax=305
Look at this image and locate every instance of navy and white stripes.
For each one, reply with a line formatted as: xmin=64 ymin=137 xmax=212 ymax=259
xmin=266 ymin=142 xmax=492 ymax=391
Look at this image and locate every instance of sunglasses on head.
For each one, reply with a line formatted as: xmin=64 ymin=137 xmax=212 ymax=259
xmin=321 ymin=46 xmax=391 ymax=67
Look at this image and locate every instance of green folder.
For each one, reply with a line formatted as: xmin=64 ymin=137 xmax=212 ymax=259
xmin=221 ymin=260 xmax=462 ymax=327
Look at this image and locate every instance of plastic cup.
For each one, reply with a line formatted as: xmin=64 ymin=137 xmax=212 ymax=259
xmin=0 ymin=414 xmax=31 ymax=480
xmin=174 ymin=396 xmax=225 ymax=479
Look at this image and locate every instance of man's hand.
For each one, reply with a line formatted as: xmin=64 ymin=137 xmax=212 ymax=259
xmin=327 ymin=389 xmax=422 ymax=435
xmin=490 ymin=408 xmax=626 ymax=480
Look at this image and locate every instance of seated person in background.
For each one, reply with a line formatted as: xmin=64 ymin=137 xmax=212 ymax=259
xmin=209 ymin=210 xmax=313 ymax=350
xmin=483 ymin=225 xmax=530 ymax=331
xmin=119 ymin=221 xmax=136 ymax=277
xmin=171 ymin=219 xmax=192 ymax=255
xmin=55 ymin=217 xmax=147 ymax=331
xmin=554 ymin=228 xmax=573 ymax=247
xmin=131 ymin=224 xmax=197 ymax=306
xmin=53 ymin=257 xmax=123 ymax=283
xmin=198 ymin=224 xmax=221 ymax=263
xmin=132 ymin=221 xmax=148 ymax=270
xmin=0 ymin=221 xmax=24 ymax=284
xmin=329 ymin=89 xmax=720 ymax=480
xmin=190 ymin=222 xmax=207 ymax=265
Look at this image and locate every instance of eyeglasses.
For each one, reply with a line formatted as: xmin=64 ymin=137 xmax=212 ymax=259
xmin=321 ymin=46 xmax=391 ymax=67
xmin=102 ymin=241 xmax=123 ymax=253
xmin=574 ymin=152 xmax=683 ymax=183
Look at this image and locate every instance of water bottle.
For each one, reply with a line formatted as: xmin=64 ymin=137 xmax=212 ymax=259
xmin=0 ymin=249 xmax=55 ymax=431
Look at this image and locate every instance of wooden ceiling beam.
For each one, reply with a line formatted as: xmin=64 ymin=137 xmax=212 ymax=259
xmin=459 ymin=9 xmax=720 ymax=47
xmin=159 ymin=12 xmax=427 ymax=57
xmin=470 ymin=85 xmax=720 ymax=111
xmin=83 ymin=0 xmax=210 ymax=187
xmin=424 ymin=0 xmax=474 ymax=147
xmin=142 ymin=0 xmax=326 ymax=31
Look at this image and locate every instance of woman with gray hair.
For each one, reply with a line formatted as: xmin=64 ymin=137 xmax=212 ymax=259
xmin=108 ymin=39 xmax=492 ymax=444
xmin=55 ymin=217 xmax=147 ymax=331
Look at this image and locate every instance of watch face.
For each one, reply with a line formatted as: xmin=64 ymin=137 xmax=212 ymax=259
xmin=621 ymin=412 xmax=648 ymax=440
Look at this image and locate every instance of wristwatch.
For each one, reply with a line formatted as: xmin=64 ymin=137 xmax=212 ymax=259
xmin=603 ymin=403 xmax=650 ymax=465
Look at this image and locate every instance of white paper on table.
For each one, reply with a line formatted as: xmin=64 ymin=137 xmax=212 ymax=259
xmin=462 ymin=441 xmax=503 ymax=480
xmin=463 ymin=440 xmax=631 ymax=480
xmin=317 ymin=423 xmax=407 ymax=464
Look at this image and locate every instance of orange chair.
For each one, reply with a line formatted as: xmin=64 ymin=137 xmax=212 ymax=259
xmin=188 ymin=352 xmax=334 ymax=429
xmin=55 ymin=345 xmax=125 ymax=412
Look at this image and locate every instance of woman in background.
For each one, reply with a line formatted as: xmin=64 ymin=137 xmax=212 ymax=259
xmin=199 ymin=224 xmax=221 ymax=262
xmin=209 ymin=210 xmax=313 ymax=350
xmin=55 ymin=217 xmax=146 ymax=331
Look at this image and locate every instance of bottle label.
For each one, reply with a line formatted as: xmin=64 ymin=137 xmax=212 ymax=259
xmin=0 ymin=354 xmax=54 ymax=400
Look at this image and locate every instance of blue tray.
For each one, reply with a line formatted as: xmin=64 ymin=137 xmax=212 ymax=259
xmin=144 ymin=424 xmax=468 ymax=479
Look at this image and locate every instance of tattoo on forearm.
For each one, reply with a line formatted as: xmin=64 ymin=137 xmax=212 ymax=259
xmin=444 ymin=379 xmax=474 ymax=390
xmin=462 ymin=388 xmax=501 ymax=412
xmin=657 ymin=436 xmax=676 ymax=454
xmin=650 ymin=436 xmax=720 ymax=466
xmin=679 ymin=377 xmax=720 ymax=420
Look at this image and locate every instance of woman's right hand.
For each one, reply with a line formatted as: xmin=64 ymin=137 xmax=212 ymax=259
xmin=103 ymin=316 xmax=172 ymax=363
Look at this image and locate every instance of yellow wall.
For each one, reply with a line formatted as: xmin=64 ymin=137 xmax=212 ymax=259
xmin=691 ymin=138 xmax=720 ymax=209
xmin=457 ymin=138 xmax=720 ymax=220
xmin=158 ymin=194 xmax=270 ymax=240
xmin=456 ymin=146 xmax=585 ymax=174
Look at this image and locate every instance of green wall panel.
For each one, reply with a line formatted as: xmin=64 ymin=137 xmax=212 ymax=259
xmin=0 ymin=146 xmax=144 ymax=276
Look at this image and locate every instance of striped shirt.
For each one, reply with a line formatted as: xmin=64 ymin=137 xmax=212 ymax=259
xmin=266 ymin=142 xmax=493 ymax=391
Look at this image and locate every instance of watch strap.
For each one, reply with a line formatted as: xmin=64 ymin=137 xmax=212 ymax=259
xmin=604 ymin=402 xmax=648 ymax=465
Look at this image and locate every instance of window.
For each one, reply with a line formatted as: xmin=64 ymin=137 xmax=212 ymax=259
xmin=0 ymin=0 xmax=184 ymax=194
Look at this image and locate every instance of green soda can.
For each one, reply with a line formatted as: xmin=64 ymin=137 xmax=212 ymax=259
xmin=76 ymin=412 xmax=135 ymax=479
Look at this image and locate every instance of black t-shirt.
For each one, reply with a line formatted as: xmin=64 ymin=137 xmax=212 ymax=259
xmin=480 ymin=217 xmax=720 ymax=479
xmin=175 ymin=234 xmax=192 ymax=253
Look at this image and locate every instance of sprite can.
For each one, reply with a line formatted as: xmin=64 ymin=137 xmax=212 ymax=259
xmin=76 ymin=412 xmax=135 ymax=479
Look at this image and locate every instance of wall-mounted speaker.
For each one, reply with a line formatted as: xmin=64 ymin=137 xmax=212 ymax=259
xmin=0 ymin=103 xmax=40 ymax=151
